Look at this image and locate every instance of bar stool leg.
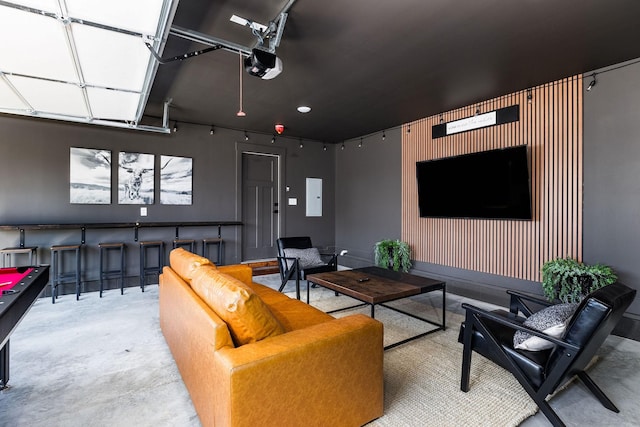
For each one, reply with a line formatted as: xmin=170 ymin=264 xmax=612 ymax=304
xmin=99 ymin=246 xmax=105 ymax=298
xmin=99 ymin=243 xmax=126 ymax=297
xmin=139 ymin=245 xmax=145 ymax=292
xmin=139 ymin=241 xmax=163 ymax=293
xmin=51 ymin=250 xmax=58 ymax=304
xmin=50 ymin=245 xmax=82 ymax=303
xmin=120 ymin=245 xmax=126 ymax=295
xmin=203 ymin=238 xmax=224 ymax=265
xmin=75 ymin=246 xmax=81 ymax=301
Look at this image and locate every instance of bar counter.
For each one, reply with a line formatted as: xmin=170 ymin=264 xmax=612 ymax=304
xmin=0 ymin=221 xmax=243 ymax=246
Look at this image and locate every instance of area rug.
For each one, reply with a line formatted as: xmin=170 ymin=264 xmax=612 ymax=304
xmin=281 ymin=283 xmax=540 ymax=427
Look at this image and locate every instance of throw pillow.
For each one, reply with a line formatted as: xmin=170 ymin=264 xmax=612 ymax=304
xmin=283 ymin=247 xmax=325 ymax=269
xmin=513 ymin=303 xmax=578 ymax=351
xmin=169 ymin=247 xmax=214 ymax=284
xmin=191 ymin=267 xmax=285 ymax=346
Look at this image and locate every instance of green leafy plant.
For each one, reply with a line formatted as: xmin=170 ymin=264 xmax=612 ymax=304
xmin=374 ymin=239 xmax=412 ymax=273
xmin=541 ymin=257 xmax=617 ymax=304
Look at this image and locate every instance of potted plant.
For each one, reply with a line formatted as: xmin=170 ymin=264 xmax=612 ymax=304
xmin=374 ymin=239 xmax=412 ymax=273
xmin=541 ymin=257 xmax=617 ymax=304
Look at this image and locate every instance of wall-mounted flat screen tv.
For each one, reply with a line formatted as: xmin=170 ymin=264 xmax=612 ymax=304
xmin=416 ymin=145 xmax=532 ymax=220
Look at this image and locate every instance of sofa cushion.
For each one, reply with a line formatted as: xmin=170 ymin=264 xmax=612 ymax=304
xmin=513 ymin=303 xmax=578 ymax=350
xmin=250 ymin=281 xmax=292 ymax=306
xmin=170 ymin=247 xmax=214 ymax=284
xmin=283 ymin=247 xmax=325 ymax=269
xmin=191 ymin=267 xmax=285 ymax=346
xmin=267 ymin=298 xmax=334 ymax=332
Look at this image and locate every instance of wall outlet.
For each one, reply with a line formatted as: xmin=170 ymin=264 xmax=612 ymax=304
xmin=140 ymin=207 xmax=147 ymax=217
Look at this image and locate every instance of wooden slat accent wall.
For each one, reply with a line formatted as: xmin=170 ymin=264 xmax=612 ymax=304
xmin=402 ymin=76 xmax=583 ymax=282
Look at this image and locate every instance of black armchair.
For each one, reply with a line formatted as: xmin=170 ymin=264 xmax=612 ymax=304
xmin=459 ymin=282 xmax=636 ymax=427
xmin=276 ymin=236 xmax=338 ymax=301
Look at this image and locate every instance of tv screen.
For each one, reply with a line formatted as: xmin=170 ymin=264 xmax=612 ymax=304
xmin=416 ymin=145 xmax=532 ymax=220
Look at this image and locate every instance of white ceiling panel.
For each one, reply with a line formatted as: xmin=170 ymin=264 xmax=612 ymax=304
xmin=65 ymin=0 xmax=164 ymax=35
xmin=72 ymin=23 xmax=151 ymax=92
xmin=3 ymin=0 xmax=62 ymax=15
xmin=0 ymin=0 xmax=175 ymax=131
xmin=87 ymin=88 xmax=140 ymax=121
xmin=0 ymin=7 xmax=78 ymax=82
xmin=8 ymin=75 xmax=88 ymax=117
xmin=0 ymin=77 xmax=28 ymax=110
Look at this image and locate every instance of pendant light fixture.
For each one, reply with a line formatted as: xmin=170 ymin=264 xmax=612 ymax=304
xmin=237 ymin=51 xmax=246 ymax=117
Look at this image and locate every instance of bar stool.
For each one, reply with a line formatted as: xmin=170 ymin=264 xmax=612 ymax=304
xmin=139 ymin=241 xmax=164 ymax=292
xmin=50 ymin=244 xmax=82 ymax=304
xmin=172 ymin=238 xmax=196 ymax=253
xmin=1 ymin=246 xmax=38 ymax=267
xmin=99 ymin=242 xmax=126 ymax=297
xmin=202 ymin=238 xmax=224 ymax=265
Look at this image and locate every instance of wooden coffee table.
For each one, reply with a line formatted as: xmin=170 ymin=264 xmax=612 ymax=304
xmin=306 ymin=266 xmax=446 ymax=350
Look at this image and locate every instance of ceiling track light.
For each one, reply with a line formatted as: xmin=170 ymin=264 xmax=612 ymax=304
xmin=271 ymin=135 xmax=276 ymax=144
xmin=210 ymin=125 xmax=215 ymax=135
xmin=382 ymin=130 xmax=386 ymax=141
xmin=407 ymin=124 xmax=411 ymax=134
xmin=439 ymin=114 xmax=444 ymax=123
xmin=341 ymin=142 xmax=345 ymax=150
xmin=173 ymin=122 xmax=178 ymax=133
xmin=244 ymin=131 xmax=249 ymax=141
xmin=323 ymin=144 xmax=327 ymax=151
xmin=299 ymin=139 xmax=303 ymax=148
xmin=527 ymin=88 xmax=533 ymax=104
xmin=587 ymin=74 xmax=597 ymax=92
xmin=358 ymin=138 xmax=363 ymax=148
xmin=475 ymin=107 xmax=480 ymax=116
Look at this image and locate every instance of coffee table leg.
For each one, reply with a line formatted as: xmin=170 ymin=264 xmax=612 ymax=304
xmin=371 ymin=304 xmax=375 ymax=318
xmin=442 ymin=284 xmax=446 ymax=330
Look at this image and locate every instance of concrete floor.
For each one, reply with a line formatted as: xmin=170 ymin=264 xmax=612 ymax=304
xmin=1 ymin=276 xmax=638 ymax=426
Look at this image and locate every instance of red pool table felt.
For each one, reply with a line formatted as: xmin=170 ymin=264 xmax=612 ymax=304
xmin=0 ymin=267 xmax=34 ymax=292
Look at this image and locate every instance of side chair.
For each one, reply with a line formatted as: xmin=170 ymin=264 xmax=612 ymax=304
xmin=276 ymin=236 xmax=337 ymax=302
xmin=458 ymin=282 xmax=636 ymax=427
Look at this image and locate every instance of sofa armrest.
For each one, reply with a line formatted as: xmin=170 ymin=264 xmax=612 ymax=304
xmin=217 ymin=264 xmax=253 ymax=286
xmin=212 ymin=314 xmax=384 ymax=427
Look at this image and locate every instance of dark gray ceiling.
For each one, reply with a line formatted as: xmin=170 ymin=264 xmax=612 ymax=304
xmin=144 ymin=0 xmax=640 ymax=143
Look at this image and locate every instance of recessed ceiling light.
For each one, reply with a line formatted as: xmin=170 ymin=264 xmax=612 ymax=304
xmin=297 ymin=105 xmax=311 ymax=113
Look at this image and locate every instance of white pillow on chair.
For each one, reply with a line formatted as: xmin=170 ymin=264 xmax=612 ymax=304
xmin=283 ymin=248 xmax=325 ymax=269
xmin=513 ymin=303 xmax=578 ymax=351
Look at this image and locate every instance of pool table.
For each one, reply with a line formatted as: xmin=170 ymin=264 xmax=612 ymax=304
xmin=0 ymin=265 xmax=49 ymax=388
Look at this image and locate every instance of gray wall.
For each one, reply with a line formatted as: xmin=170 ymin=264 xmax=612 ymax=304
xmin=332 ymin=125 xmax=537 ymax=306
xmin=4 ymin=57 xmax=639 ymax=323
xmin=583 ymin=59 xmax=640 ymax=317
xmin=335 ymin=128 xmax=402 ymax=266
xmin=332 ymin=59 xmax=640 ymax=322
xmin=0 ymin=116 xmax=335 ymax=282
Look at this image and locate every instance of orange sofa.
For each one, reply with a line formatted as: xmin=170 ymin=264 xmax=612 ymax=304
xmin=159 ymin=248 xmax=384 ymax=427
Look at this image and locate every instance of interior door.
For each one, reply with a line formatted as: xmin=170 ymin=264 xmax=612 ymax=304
xmin=242 ymin=152 xmax=279 ymax=260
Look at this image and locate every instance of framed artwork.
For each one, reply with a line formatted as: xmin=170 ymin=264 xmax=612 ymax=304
xmin=160 ymin=155 xmax=193 ymax=205
xmin=118 ymin=152 xmax=155 ymax=204
xmin=69 ymin=147 xmax=111 ymax=204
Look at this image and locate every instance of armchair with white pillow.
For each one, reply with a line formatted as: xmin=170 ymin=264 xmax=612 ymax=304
xmin=276 ymin=236 xmax=338 ymax=301
xmin=458 ymin=283 xmax=636 ymax=427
